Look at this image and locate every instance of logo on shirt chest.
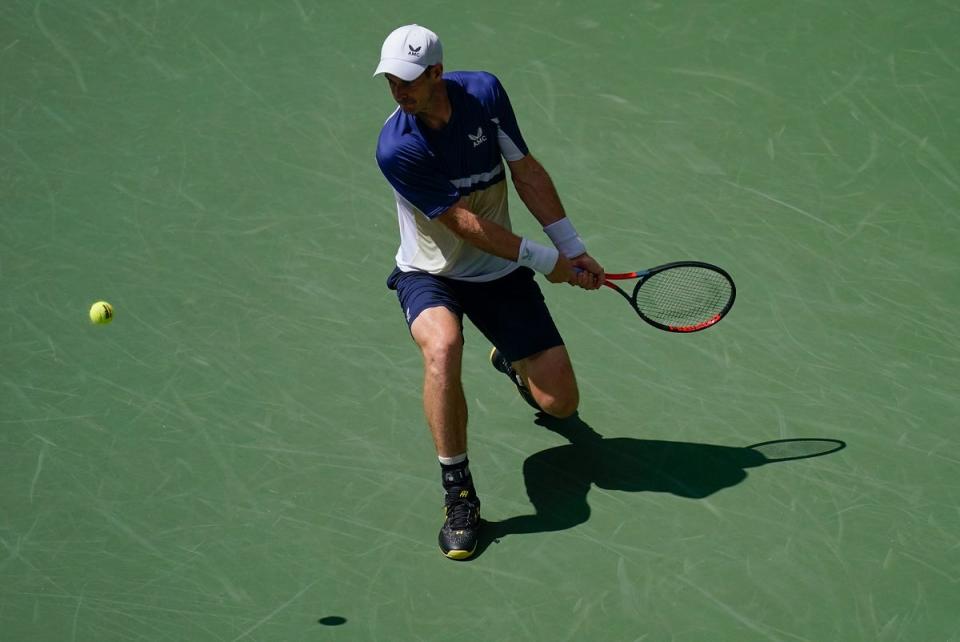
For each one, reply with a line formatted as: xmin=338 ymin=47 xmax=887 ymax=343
xmin=468 ymin=127 xmax=488 ymax=148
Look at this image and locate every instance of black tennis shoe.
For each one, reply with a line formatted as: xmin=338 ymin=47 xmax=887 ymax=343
xmin=489 ymin=347 xmax=542 ymax=411
xmin=439 ymin=487 xmax=481 ymax=560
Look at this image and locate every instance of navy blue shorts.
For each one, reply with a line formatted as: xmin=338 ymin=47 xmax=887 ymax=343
xmin=386 ymin=266 xmax=564 ymax=363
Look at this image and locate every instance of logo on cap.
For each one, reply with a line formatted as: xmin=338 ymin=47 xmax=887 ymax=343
xmin=407 ymin=45 xmax=422 ymax=57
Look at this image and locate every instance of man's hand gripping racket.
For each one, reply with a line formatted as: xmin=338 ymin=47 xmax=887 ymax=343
xmin=600 ymin=261 xmax=736 ymax=333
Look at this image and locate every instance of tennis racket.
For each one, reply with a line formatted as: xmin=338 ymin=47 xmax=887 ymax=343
xmin=602 ymin=261 xmax=736 ymax=333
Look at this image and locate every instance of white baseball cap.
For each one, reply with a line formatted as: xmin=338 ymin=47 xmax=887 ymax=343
xmin=373 ymin=24 xmax=443 ymax=81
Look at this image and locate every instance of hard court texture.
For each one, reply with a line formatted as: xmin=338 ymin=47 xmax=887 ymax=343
xmin=1 ymin=1 xmax=958 ymax=640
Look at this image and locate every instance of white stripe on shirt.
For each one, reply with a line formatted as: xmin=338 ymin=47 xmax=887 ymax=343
xmin=450 ymin=164 xmax=504 ymax=190
xmin=492 ymin=117 xmax=525 ymax=161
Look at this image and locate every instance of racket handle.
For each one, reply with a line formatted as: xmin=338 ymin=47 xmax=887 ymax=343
xmin=570 ymin=266 xmax=610 ymax=290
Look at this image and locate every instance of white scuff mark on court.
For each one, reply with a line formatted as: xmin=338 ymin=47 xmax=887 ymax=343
xmin=32 ymin=434 xmax=58 ymax=447
xmin=471 ymin=23 xmax=497 ymax=37
xmin=193 ymin=35 xmax=270 ymax=109
xmin=821 ymin=68 xmax=865 ymax=105
xmin=1 ymin=529 xmax=74 ymax=596
xmin=775 ymin=406 xmax=788 ymax=439
xmin=597 ymin=94 xmax=648 ymax=114
xmin=661 ymin=68 xmax=777 ymax=98
xmin=897 ymin=551 xmax=960 ymax=584
xmin=39 ymin=106 xmax=75 ymax=133
xmin=934 ymin=0 xmax=960 ymax=13
xmin=667 ymin=141 xmax=725 ymax=175
xmin=96 ymin=508 xmax=164 ymax=557
xmin=1 ymin=130 xmax=59 ymax=232
xmin=313 ymin=510 xmax=425 ymax=546
xmin=232 ymin=579 xmax=319 ymax=641
xmin=928 ymin=38 xmax=960 ymax=72
xmin=723 ymin=180 xmax=842 ymax=234
xmin=616 ymin=557 xmax=641 ymax=615
xmin=696 ymin=497 xmax=724 ymax=518
xmin=28 ymin=441 xmax=48 ymax=503
xmin=0 ymin=414 xmax=96 ymax=425
xmin=291 ymin=0 xmax=311 ymax=21
xmin=175 ymin=136 xmax=207 ymax=211
xmin=853 ymin=131 xmax=880 ymax=175
xmin=215 ymin=572 xmax=250 ymax=603
xmin=116 ymin=7 xmax=156 ymax=38
xmin=111 ymin=182 xmax=161 ymax=206
xmin=471 ymin=563 xmax=565 ymax=586
xmin=815 ymin=127 xmax=841 ymax=159
xmin=176 ymin=187 xmax=206 ymax=211
xmin=675 ymin=575 xmax=811 ymax=642
xmin=518 ymin=23 xmax=584 ymax=50
xmin=839 ymin=202 xmax=887 ymax=243
xmin=524 ymin=59 xmax=558 ymax=128
xmin=70 ymin=593 xmax=82 ymax=642
xmin=706 ymin=87 xmax=738 ymax=106
xmin=856 ymin=89 xmax=960 ymax=192
xmin=34 ymin=1 xmax=88 ymax=93
xmin=142 ymin=54 xmax=183 ymax=80
xmin=768 ymin=298 xmax=837 ymax=368
xmin=882 ymin=548 xmax=895 ymax=570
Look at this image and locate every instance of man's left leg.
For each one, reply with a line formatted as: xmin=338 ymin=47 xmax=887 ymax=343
xmin=472 ymin=268 xmax=579 ymax=418
xmin=512 ymin=346 xmax=579 ymax=419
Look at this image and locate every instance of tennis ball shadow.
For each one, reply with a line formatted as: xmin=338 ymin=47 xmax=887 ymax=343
xmin=318 ymin=616 xmax=347 ymax=626
xmin=472 ymin=413 xmax=845 ymax=559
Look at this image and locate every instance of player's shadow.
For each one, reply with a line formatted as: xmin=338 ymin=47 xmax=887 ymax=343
xmin=475 ymin=413 xmax=845 ymax=557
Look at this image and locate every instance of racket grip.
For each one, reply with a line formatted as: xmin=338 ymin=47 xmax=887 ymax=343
xmin=571 ymin=266 xmax=612 ymax=289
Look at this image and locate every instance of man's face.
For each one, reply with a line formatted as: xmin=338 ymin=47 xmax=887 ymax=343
xmin=385 ymin=66 xmax=439 ymax=114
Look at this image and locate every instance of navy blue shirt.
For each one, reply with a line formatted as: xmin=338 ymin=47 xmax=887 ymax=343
xmin=375 ymin=71 xmax=531 ymax=280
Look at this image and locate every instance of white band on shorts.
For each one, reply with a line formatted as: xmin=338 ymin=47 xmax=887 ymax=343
xmin=543 ymin=218 xmax=587 ymax=258
xmin=517 ymin=238 xmax=559 ymax=275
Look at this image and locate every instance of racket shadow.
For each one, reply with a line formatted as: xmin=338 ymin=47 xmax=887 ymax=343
xmin=474 ymin=413 xmax=845 ymax=558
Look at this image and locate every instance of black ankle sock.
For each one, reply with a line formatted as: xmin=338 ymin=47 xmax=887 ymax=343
xmin=440 ymin=458 xmax=473 ymax=491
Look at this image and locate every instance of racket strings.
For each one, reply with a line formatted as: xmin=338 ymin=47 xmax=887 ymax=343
xmin=635 ymin=267 xmax=732 ymax=328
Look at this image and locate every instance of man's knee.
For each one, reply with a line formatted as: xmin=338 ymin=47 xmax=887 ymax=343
xmin=538 ymin=391 xmax=579 ymax=419
xmin=518 ymin=346 xmax=579 ymax=417
xmin=412 ymin=308 xmax=464 ymax=374
xmin=422 ymin=338 xmax=462 ymax=374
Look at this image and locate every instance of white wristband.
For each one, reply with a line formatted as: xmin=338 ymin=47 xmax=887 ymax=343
xmin=543 ymin=218 xmax=587 ymax=258
xmin=517 ymin=237 xmax=560 ymax=275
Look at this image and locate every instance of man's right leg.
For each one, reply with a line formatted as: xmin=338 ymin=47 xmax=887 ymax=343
xmin=410 ymin=306 xmax=481 ymax=560
xmin=410 ymin=306 xmax=468 ymax=458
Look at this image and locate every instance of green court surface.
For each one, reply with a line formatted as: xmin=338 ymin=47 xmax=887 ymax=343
xmin=2 ymin=1 xmax=958 ymax=640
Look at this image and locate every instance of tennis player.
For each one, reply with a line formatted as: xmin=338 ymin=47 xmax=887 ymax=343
xmin=374 ymin=24 xmax=605 ymax=560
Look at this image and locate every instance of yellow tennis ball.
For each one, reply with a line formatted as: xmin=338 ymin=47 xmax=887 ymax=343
xmin=89 ymin=301 xmax=114 ymax=324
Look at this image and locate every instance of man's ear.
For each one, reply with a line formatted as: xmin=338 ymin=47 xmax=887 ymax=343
xmin=431 ymin=63 xmax=444 ymax=79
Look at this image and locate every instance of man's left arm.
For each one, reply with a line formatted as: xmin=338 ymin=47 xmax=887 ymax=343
xmin=507 ymin=154 xmax=604 ymax=289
